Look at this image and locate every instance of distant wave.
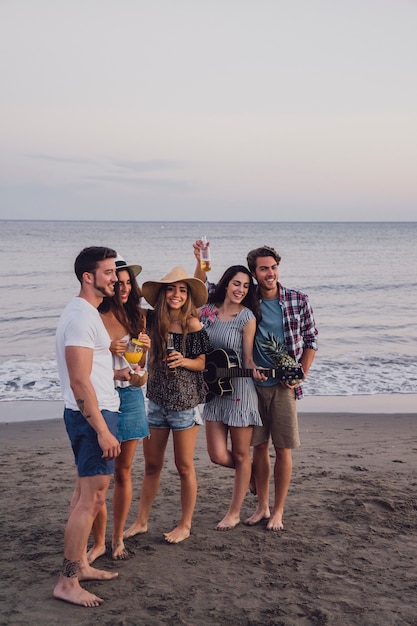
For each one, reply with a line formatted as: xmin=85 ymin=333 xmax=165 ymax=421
xmin=1 ymin=356 xmax=416 ymax=402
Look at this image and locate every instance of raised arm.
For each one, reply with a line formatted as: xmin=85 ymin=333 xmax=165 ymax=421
xmin=193 ymin=239 xmax=207 ymax=282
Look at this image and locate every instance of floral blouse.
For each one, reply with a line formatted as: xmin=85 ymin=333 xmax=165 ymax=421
xmin=147 ymin=328 xmax=211 ymax=411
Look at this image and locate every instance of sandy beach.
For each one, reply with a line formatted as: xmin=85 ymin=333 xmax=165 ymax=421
xmin=1 ymin=400 xmax=416 ymax=626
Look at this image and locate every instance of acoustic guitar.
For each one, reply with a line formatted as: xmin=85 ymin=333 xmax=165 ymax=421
xmin=204 ymin=348 xmax=304 ymax=402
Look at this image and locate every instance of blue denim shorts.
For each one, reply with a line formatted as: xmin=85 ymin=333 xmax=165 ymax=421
xmin=117 ymin=386 xmax=149 ymax=442
xmin=147 ymin=400 xmax=203 ymax=431
xmin=64 ymin=408 xmax=119 ymax=477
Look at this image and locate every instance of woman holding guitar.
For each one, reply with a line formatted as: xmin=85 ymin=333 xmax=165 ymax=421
xmin=199 ymin=265 xmax=264 ymax=530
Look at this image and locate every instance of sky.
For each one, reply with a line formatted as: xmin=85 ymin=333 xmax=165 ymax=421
xmin=1 ymin=0 xmax=416 ymax=222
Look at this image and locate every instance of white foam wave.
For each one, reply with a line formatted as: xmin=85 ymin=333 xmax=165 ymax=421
xmin=0 ymin=356 xmax=416 ymax=402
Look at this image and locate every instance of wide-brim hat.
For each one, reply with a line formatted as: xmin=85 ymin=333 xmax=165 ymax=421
xmin=115 ymin=253 xmax=142 ymax=277
xmin=142 ymin=266 xmax=208 ymax=308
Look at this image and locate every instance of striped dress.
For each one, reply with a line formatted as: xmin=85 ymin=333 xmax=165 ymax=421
xmin=202 ymin=304 xmax=262 ymax=427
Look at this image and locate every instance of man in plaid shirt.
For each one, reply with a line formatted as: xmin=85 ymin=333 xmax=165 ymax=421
xmin=193 ymin=242 xmax=318 ymax=532
xmin=244 ymin=245 xmax=318 ymax=531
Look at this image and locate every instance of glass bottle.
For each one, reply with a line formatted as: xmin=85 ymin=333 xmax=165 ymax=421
xmin=200 ymin=235 xmax=212 ymax=272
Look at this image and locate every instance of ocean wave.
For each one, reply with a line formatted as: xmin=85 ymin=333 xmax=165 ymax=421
xmin=1 ymin=356 xmax=416 ymax=402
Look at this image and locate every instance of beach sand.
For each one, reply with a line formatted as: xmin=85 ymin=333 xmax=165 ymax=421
xmin=1 ymin=402 xmax=416 ymax=626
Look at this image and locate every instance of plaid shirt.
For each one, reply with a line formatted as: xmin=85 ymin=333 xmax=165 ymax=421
xmin=273 ymin=282 xmax=318 ymax=357
xmin=258 ymin=282 xmax=318 ymax=398
xmin=206 ymin=280 xmax=318 ymax=399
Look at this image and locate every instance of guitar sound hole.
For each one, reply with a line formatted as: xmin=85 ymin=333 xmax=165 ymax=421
xmin=204 ymin=363 xmax=217 ymax=383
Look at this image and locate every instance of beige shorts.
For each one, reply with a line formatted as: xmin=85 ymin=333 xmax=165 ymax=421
xmin=251 ymin=385 xmax=300 ymax=449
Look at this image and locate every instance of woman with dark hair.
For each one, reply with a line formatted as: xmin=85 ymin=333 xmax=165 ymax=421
xmin=199 ymin=265 xmax=263 ymax=530
xmin=87 ymin=255 xmax=150 ymax=563
xmin=124 ymin=267 xmax=211 ymax=544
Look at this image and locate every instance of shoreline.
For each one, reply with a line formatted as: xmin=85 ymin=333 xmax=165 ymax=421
xmin=0 ymin=393 xmax=416 ymax=424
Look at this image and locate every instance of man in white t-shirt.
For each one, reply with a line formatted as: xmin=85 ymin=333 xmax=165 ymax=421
xmin=53 ymin=246 xmax=130 ymax=608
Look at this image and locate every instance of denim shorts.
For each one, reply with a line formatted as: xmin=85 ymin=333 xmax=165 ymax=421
xmin=117 ymin=386 xmax=149 ymax=442
xmin=147 ymin=400 xmax=203 ymax=431
xmin=64 ymin=408 xmax=119 ymax=477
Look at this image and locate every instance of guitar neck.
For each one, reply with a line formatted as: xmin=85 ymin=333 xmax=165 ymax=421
xmin=215 ymin=367 xmax=300 ymax=380
xmin=229 ymin=368 xmax=264 ymax=378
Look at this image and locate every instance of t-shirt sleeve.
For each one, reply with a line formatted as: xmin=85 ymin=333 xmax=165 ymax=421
xmin=63 ymin=315 xmax=96 ymax=349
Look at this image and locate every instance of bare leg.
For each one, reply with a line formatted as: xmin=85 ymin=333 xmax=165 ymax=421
xmin=124 ymin=429 xmax=169 ymax=538
xmin=68 ymin=478 xmax=81 ymax=512
xmin=53 ymin=474 xmax=116 ymax=607
xmin=266 ymin=447 xmax=292 ymax=531
xmin=87 ymin=504 xmax=107 ymax=564
xmin=216 ymin=426 xmax=253 ymax=530
xmin=244 ymin=441 xmax=271 ymax=525
xmin=112 ymin=439 xmax=138 ymax=558
xmin=164 ymin=425 xmax=199 ymax=543
xmin=205 ymin=420 xmax=234 ymax=467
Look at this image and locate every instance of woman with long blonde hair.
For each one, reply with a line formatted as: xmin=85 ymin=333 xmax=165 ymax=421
xmin=124 ymin=267 xmax=210 ymax=543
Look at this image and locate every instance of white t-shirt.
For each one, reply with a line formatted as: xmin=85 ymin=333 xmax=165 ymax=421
xmin=55 ymin=297 xmax=120 ymax=412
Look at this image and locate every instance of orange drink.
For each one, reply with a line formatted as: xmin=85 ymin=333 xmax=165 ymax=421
xmin=124 ymin=338 xmax=144 ymax=364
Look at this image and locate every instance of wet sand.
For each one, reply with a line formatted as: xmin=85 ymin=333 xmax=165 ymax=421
xmin=0 ymin=402 xmax=416 ymax=625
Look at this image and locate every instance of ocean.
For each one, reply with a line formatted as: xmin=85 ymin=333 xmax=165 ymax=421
xmin=1 ymin=220 xmax=416 ymax=405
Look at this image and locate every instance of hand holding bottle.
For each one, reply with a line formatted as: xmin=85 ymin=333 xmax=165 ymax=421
xmin=200 ymin=235 xmax=212 ymax=272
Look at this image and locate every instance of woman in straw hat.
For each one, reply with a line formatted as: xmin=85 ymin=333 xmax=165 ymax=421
xmin=124 ymin=267 xmax=211 ymax=543
xmin=87 ymin=254 xmax=151 ymax=562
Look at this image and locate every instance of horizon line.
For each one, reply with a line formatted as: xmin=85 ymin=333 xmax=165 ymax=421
xmin=1 ymin=218 xmax=416 ymax=224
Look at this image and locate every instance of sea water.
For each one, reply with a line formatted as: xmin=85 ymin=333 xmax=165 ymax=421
xmin=0 ymin=220 xmax=416 ymax=403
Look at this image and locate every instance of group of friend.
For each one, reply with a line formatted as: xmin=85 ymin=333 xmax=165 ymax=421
xmin=53 ymin=239 xmax=318 ymax=607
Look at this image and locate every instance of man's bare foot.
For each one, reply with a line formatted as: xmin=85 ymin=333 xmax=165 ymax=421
xmin=87 ymin=544 xmax=106 ymax=565
xmin=216 ymin=514 xmax=240 ymax=531
xmin=78 ymin=562 xmax=118 ymax=581
xmin=123 ymin=521 xmax=148 ymax=539
xmin=112 ymin=539 xmax=129 ymax=560
xmin=164 ymin=525 xmax=191 ymax=544
xmin=243 ymin=506 xmax=271 ymax=526
xmin=53 ymin=575 xmax=104 ymax=607
xmin=266 ymin=512 xmax=284 ymax=531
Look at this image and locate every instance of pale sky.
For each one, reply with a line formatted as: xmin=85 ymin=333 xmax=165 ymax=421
xmin=1 ymin=0 xmax=416 ymax=221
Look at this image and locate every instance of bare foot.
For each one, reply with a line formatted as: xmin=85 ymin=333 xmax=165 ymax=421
xmin=243 ymin=506 xmax=271 ymax=526
xmin=216 ymin=514 xmax=240 ymax=531
xmin=164 ymin=525 xmax=191 ymax=544
xmin=78 ymin=562 xmax=118 ymax=581
xmin=112 ymin=539 xmax=129 ymax=560
xmin=87 ymin=544 xmax=106 ymax=565
xmin=53 ymin=575 xmax=104 ymax=607
xmin=266 ymin=512 xmax=284 ymax=531
xmin=123 ymin=521 xmax=148 ymax=539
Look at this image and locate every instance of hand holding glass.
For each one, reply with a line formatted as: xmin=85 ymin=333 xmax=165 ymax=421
xmin=124 ymin=338 xmax=144 ymax=364
xmin=166 ymin=333 xmax=176 ymax=374
xmin=200 ymin=236 xmax=212 ymax=272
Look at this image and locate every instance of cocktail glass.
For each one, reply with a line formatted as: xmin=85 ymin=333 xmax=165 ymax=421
xmin=124 ymin=338 xmax=144 ymax=365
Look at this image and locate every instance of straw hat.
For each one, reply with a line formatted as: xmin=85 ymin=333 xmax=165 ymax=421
xmin=142 ymin=266 xmax=208 ymax=308
xmin=114 ymin=253 xmax=142 ymax=277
